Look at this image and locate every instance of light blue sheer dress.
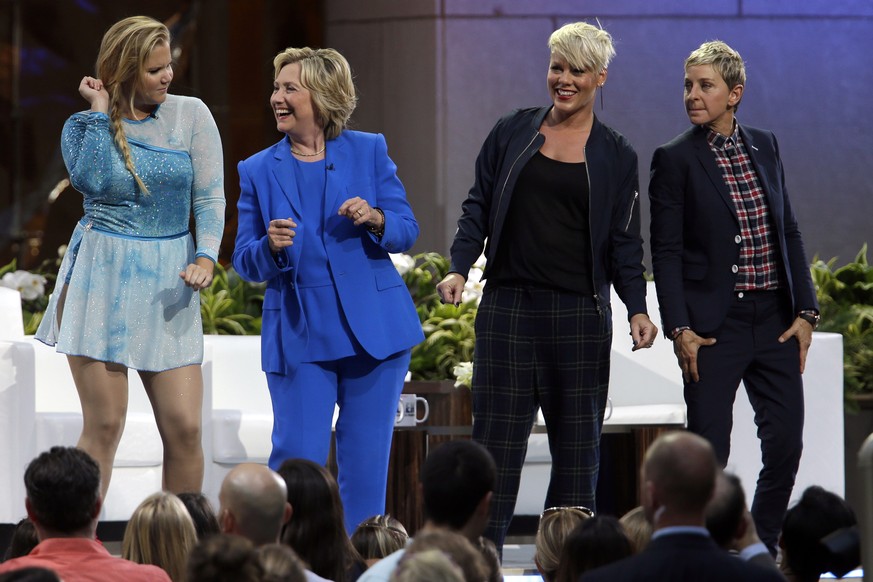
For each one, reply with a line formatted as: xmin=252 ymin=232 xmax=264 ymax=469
xmin=35 ymin=94 xmax=225 ymax=371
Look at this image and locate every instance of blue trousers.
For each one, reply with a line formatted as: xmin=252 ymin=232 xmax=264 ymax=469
xmin=266 ymin=349 xmax=410 ymax=533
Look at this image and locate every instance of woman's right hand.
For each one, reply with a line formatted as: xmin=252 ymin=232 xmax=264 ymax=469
xmin=78 ymin=76 xmax=109 ymax=113
xmin=436 ymin=273 xmax=466 ymax=306
xmin=268 ymin=218 xmax=298 ymax=253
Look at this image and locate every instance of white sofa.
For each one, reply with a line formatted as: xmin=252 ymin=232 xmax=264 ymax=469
xmin=0 ymin=283 xmax=845 ymax=524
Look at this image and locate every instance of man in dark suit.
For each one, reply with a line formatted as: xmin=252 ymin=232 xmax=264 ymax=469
xmin=648 ymin=40 xmax=818 ymax=554
xmin=581 ymin=431 xmax=784 ymax=581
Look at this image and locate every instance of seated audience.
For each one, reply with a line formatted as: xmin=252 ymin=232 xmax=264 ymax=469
xmin=277 ymin=459 xmax=367 ymax=582
xmin=0 ymin=567 xmax=61 ymax=582
xmin=580 ymin=431 xmax=783 ymax=581
xmin=351 ymin=515 xmax=409 ymax=567
xmin=218 ymin=463 xmax=291 ymax=547
xmin=258 ymin=543 xmax=307 ymax=582
xmin=186 ymin=533 xmax=263 ymax=582
xmin=393 ymin=529 xmax=488 ymax=582
xmin=390 ymin=550 xmax=463 ymax=582
xmin=554 ymin=515 xmax=632 ymax=582
xmin=0 ymin=446 xmax=170 ymax=581
xmin=533 ymin=506 xmax=592 ymax=582
xmin=2 ymin=519 xmax=39 ymax=561
xmin=358 ymin=440 xmax=499 ymax=582
xmin=779 ymin=485 xmax=858 ymax=582
xmin=705 ymin=471 xmax=778 ymax=571
xmin=177 ymin=492 xmax=221 ymax=540
xmin=618 ymin=506 xmax=652 ymax=554
xmin=122 ymin=491 xmax=199 ymax=582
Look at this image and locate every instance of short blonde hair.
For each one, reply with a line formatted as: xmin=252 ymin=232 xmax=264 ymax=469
xmin=535 ymin=507 xmax=592 ymax=580
xmin=96 ymin=15 xmax=170 ymax=194
xmin=122 ymin=492 xmax=198 ymax=582
xmin=273 ymin=47 xmax=357 ymax=140
xmin=685 ymin=41 xmax=746 ymax=111
xmin=548 ymin=22 xmax=616 ymax=74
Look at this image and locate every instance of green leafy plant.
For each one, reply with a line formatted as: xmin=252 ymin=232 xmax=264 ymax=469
xmin=0 ymin=256 xmax=59 ymax=335
xmin=811 ymin=244 xmax=873 ymax=406
xmin=199 ymin=262 xmax=265 ymax=335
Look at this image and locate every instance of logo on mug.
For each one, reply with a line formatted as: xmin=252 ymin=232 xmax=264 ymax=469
xmin=395 ymin=394 xmax=430 ymax=427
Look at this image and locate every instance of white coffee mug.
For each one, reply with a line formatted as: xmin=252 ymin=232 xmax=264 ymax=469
xmin=395 ymin=394 xmax=430 ymax=427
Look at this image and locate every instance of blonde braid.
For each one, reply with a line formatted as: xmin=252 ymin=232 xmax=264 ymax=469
xmin=106 ymin=83 xmax=149 ymax=195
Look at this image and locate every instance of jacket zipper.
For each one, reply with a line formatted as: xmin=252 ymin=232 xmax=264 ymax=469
xmin=624 ymin=190 xmax=639 ymax=232
xmin=583 ymin=145 xmax=603 ymax=317
xmin=496 ymin=131 xmax=540 ymax=214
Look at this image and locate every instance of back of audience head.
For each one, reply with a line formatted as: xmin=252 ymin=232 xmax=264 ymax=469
xmin=642 ymin=431 xmax=717 ymax=523
xmin=277 ymin=458 xmax=365 ymax=582
xmin=23 ymin=446 xmax=100 ymax=537
xmin=186 ymin=533 xmax=263 ymax=582
xmin=554 ymin=515 xmax=632 ymax=582
xmin=258 ymin=543 xmax=307 ymax=582
xmin=122 ymin=491 xmax=198 ymax=582
xmin=177 ymin=491 xmax=221 ymax=540
xmin=391 ymin=549 xmax=464 ymax=582
xmin=399 ymin=529 xmax=488 ymax=582
xmin=780 ymin=485 xmax=857 ymax=582
xmin=2 ymin=518 xmax=39 ymax=561
xmin=421 ymin=440 xmax=496 ymax=533
xmin=705 ymin=471 xmax=746 ymax=549
xmin=0 ymin=568 xmax=61 ymax=582
xmin=351 ymin=514 xmax=409 ymax=566
xmin=534 ymin=506 xmax=592 ymax=582
xmin=618 ymin=506 xmax=652 ymax=553
xmin=218 ymin=463 xmax=291 ymax=546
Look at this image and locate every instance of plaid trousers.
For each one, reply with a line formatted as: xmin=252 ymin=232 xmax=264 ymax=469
xmin=471 ymin=284 xmax=612 ymax=551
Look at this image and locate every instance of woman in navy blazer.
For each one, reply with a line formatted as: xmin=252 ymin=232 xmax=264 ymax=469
xmin=232 ymin=47 xmax=423 ymax=533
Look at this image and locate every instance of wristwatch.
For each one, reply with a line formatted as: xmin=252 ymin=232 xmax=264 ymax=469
xmin=797 ymin=310 xmax=820 ymax=330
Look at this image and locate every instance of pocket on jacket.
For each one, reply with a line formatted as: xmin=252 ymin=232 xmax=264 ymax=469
xmin=375 ymin=268 xmax=403 ymax=291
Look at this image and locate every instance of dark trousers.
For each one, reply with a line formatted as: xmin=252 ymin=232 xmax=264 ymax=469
xmin=471 ymin=284 xmax=612 ymax=552
xmin=686 ymin=290 xmax=804 ymax=553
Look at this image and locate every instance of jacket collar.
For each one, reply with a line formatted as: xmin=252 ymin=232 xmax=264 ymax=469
xmin=270 ymin=132 xmax=348 ymax=216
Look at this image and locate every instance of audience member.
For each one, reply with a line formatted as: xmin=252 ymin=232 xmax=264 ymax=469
xmin=186 ymin=533 xmax=263 ymax=582
xmin=580 ymin=431 xmax=783 ymax=581
xmin=780 ymin=485 xmax=858 ymax=582
xmin=390 ymin=550 xmax=463 ymax=582
xmin=0 ymin=568 xmax=60 ymax=582
xmin=705 ymin=471 xmax=778 ymax=571
xmin=351 ymin=515 xmax=409 ymax=567
xmin=0 ymin=446 xmax=170 ymax=581
xmin=533 ymin=506 xmax=592 ymax=582
xmin=218 ymin=463 xmax=291 ymax=547
xmin=395 ymin=529 xmax=488 ymax=582
xmin=2 ymin=519 xmax=39 ymax=561
xmin=177 ymin=492 xmax=221 ymax=540
xmin=618 ymin=506 xmax=652 ymax=554
xmin=554 ymin=515 xmax=631 ymax=582
xmin=277 ymin=458 xmax=367 ymax=582
xmin=358 ymin=440 xmax=498 ymax=582
xmin=258 ymin=543 xmax=307 ymax=582
xmin=122 ymin=491 xmax=198 ymax=581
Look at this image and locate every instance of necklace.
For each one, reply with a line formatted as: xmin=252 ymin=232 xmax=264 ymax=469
xmin=290 ymin=144 xmax=326 ymax=157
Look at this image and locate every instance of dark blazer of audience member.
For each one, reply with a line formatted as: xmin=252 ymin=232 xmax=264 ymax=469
xmin=0 ymin=447 xmax=171 ymax=581
xmin=779 ymin=486 xmax=858 ymax=582
xmin=580 ymin=432 xmax=783 ymax=582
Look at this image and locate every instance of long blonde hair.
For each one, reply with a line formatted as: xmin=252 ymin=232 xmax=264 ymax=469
xmin=122 ymin=492 xmax=198 ymax=582
xmin=96 ymin=15 xmax=170 ymax=194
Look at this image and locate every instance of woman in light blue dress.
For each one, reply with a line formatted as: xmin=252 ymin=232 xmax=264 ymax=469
xmin=35 ymin=16 xmax=225 ymax=496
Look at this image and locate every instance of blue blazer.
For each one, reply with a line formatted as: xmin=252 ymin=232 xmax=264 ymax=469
xmin=232 ymin=130 xmax=424 ymax=373
xmin=649 ymin=124 xmax=818 ymax=333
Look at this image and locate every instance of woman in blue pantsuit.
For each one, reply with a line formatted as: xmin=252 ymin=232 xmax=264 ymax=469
xmin=232 ymin=47 xmax=423 ymax=533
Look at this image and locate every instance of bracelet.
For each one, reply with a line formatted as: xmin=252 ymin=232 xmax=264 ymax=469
xmin=367 ymin=207 xmax=385 ymax=238
xmin=670 ymin=326 xmax=691 ymax=341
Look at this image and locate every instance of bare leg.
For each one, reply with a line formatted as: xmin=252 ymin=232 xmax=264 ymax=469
xmin=68 ymin=355 xmax=129 ymax=499
xmin=140 ymin=364 xmax=204 ymax=493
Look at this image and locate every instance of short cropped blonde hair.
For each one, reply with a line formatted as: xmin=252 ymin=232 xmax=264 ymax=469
xmin=548 ymin=21 xmax=616 ymax=74
xmin=273 ymin=47 xmax=357 ymax=140
xmin=685 ymin=41 xmax=746 ymax=110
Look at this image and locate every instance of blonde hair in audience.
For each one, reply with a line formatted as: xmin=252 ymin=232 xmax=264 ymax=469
xmin=391 ymin=549 xmax=465 ymax=582
xmin=122 ymin=491 xmax=198 ymax=582
xmin=534 ymin=507 xmax=592 ymax=581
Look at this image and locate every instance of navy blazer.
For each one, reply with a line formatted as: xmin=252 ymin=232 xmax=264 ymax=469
xmin=580 ymin=533 xmax=785 ymax=582
xmin=649 ymin=124 xmax=818 ymax=333
xmin=232 ymin=130 xmax=424 ymax=373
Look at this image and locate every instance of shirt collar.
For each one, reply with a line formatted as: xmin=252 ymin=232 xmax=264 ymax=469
xmin=652 ymin=526 xmax=711 ymax=540
xmin=706 ymin=119 xmax=739 ymax=151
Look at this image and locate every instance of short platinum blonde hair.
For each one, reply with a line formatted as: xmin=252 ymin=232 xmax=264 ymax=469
xmin=548 ymin=21 xmax=616 ymax=74
xmin=273 ymin=47 xmax=357 ymax=140
xmin=685 ymin=41 xmax=746 ymax=110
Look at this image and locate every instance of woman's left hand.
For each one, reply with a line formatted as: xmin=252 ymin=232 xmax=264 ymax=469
xmin=180 ymin=256 xmax=215 ymax=291
xmin=339 ymin=196 xmax=380 ymax=229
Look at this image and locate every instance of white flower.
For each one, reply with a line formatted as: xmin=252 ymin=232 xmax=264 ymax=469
xmin=0 ymin=270 xmax=47 ymax=301
xmin=452 ymin=361 xmax=473 ymax=388
xmin=390 ymin=253 xmax=416 ymax=275
xmin=57 ymin=245 xmax=68 ymax=258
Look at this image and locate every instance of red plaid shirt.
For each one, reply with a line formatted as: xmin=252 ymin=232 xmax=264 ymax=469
xmin=707 ymin=125 xmax=781 ymax=291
